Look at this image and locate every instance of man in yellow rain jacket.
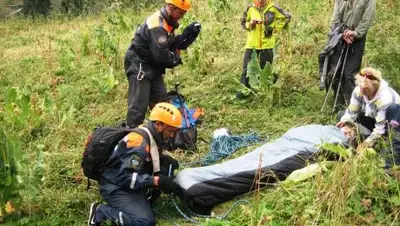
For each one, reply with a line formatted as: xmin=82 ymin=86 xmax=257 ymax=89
xmin=237 ymin=0 xmax=291 ymax=98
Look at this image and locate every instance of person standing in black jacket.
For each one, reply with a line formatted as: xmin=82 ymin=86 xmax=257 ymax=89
xmin=124 ymin=0 xmax=200 ymax=128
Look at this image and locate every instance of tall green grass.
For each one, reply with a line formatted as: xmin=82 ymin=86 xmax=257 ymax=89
xmin=0 ymin=0 xmax=399 ymax=225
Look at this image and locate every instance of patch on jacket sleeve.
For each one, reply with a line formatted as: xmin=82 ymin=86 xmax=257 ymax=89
xmin=129 ymin=155 xmax=143 ymax=169
xmin=126 ymin=133 xmax=144 ymax=148
xmin=157 ymin=32 xmax=168 ymax=46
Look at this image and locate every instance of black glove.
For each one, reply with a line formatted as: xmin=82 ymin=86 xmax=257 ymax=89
xmin=160 ymin=154 xmax=179 ymax=176
xmin=176 ymin=22 xmax=201 ymax=50
xmin=264 ymin=26 xmax=273 ymax=38
xmin=185 ymin=22 xmax=202 ymax=35
xmin=158 ymin=175 xmax=177 ymax=194
xmin=171 ymin=182 xmax=187 ymax=199
xmin=145 ymin=188 xmax=161 ymax=204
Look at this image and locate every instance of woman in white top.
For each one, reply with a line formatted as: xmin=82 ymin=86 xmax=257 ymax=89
xmin=337 ymin=67 xmax=400 ymax=151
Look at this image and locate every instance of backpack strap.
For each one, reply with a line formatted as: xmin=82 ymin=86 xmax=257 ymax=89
xmin=132 ymin=127 xmax=161 ymax=174
xmin=130 ymin=127 xmax=151 ymax=146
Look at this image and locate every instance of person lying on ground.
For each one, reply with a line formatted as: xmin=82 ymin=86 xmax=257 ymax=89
xmin=173 ymin=121 xmax=370 ymax=215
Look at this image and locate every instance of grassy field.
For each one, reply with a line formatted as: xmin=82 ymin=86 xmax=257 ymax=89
xmin=0 ymin=0 xmax=399 ymax=225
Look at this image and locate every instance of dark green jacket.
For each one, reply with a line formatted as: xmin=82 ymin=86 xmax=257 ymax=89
xmin=331 ymin=0 xmax=376 ymax=38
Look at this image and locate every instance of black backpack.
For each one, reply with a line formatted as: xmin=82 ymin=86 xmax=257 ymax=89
xmin=82 ymin=124 xmax=149 ymax=184
xmin=168 ymin=89 xmax=203 ymax=152
xmin=171 ymin=126 xmax=198 ymax=151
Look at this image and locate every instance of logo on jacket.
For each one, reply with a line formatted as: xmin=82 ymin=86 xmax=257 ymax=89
xmin=157 ymin=35 xmax=167 ymax=45
xmin=130 ymin=156 xmax=142 ymax=169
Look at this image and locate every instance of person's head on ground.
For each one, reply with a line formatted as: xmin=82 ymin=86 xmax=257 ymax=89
xmin=149 ymin=102 xmax=182 ymax=144
xmin=355 ymin=67 xmax=382 ymax=100
xmin=254 ymin=0 xmax=268 ymax=8
xmin=165 ymin=0 xmax=190 ymax=21
xmin=341 ymin=121 xmax=371 ymax=147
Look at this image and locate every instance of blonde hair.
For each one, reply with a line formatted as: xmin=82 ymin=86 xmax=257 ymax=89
xmin=355 ymin=67 xmax=382 ymax=91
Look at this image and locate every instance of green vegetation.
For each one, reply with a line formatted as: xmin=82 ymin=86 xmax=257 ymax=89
xmin=0 ymin=0 xmax=399 ymax=225
xmin=240 ymin=51 xmax=283 ymax=108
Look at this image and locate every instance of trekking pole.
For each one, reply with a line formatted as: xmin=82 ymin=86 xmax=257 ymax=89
xmin=332 ymin=44 xmax=349 ymax=113
xmin=319 ymin=56 xmax=329 ymax=91
xmin=320 ymin=45 xmax=346 ymax=112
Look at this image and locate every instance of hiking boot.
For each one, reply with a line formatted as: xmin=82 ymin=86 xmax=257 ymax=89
xmin=235 ymin=92 xmax=247 ymax=99
xmin=87 ymin=202 xmax=100 ymax=226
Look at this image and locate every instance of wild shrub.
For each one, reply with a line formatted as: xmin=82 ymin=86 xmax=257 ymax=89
xmin=0 ymin=87 xmax=46 ymax=220
xmin=240 ymin=50 xmax=283 ymax=108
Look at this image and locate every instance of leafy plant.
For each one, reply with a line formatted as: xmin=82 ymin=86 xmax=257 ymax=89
xmin=95 ymin=26 xmax=120 ymax=68
xmin=92 ymin=66 xmax=119 ymax=95
xmin=60 ymin=0 xmax=93 ymax=16
xmin=0 ymin=128 xmax=22 ymax=214
xmin=208 ymin=0 xmax=230 ymax=15
xmin=241 ymin=50 xmax=283 ymax=108
xmin=107 ymin=5 xmax=130 ymax=32
xmin=81 ymin=33 xmax=90 ymax=56
xmin=23 ymin=147 xmax=45 ymax=210
xmin=0 ymin=87 xmax=46 ymax=220
xmin=56 ymin=46 xmax=76 ymax=77
xmin=1 ymin=0 xmax=399 ymax=225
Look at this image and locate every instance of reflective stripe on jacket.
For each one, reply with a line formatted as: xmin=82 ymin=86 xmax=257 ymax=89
xmin=102 ymin=130 xmax=154 ymax=191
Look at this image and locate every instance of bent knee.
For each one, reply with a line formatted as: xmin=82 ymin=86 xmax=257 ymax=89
xmin=136 ymin=216 xmax=156 ymax=226
xmin=386 ymin=103 xmax=400 ymax=120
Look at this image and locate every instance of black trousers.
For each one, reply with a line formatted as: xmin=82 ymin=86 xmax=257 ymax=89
xmin=384 ymin=104 xmax=400 ymax=168
xmin=240 ymin=49 xmax=273 ymax=88
xmin=124 ymin=49 xmax=169 ymax=128
xmin=332 ymin=36 xmax=366 ymax=108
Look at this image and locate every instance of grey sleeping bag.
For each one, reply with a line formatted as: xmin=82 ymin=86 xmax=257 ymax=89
xmin=174 ymin=125 xmax=347 ymax=212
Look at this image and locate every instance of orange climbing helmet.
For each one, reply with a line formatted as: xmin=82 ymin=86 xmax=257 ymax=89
xmin=166 ymin=0 xmax=191 ymax=11
xmin=149 ymin=102 xmax=183 ymax=128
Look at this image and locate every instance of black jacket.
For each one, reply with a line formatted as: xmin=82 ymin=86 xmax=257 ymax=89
xmin=129 ymin=7 xmax=181 ymax=74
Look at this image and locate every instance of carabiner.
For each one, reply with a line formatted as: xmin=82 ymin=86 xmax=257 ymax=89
xmin=137 ymin=63 xmax=145 ymax=81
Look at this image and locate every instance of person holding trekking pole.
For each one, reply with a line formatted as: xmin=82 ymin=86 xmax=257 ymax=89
xmin=327 ymin=0 xmax=376 ymax=107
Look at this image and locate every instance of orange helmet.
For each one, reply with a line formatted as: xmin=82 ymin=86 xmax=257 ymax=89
xmin=166 ymin=0 xmax=191 ymax=11
xmin=149 ymin=103 xmax=183 ymax=128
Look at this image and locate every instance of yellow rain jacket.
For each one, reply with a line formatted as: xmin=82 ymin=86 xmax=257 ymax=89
xmin=241 ymin=2 xmax=291 ymax=50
